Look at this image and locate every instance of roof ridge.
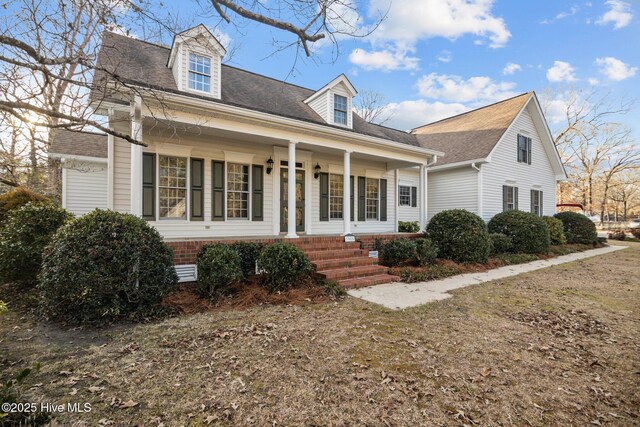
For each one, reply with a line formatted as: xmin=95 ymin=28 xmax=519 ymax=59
xmin=410 ymin=92 xmax=532 ymax=132
xmin=104 ymin=30 xmax=171 ymax=50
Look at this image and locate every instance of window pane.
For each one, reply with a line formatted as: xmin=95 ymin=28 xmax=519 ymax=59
xmin=227 ymin=162 xmax=249 ymax=218
xmin=399 ymin=185 xmax=411 ymax=206
xmin=334 ymin=94 xmax=348 ymax=124
xmin=188 ymin=53 xmax=211 ymax=92
xmin=329 ymin=174 xmax=343 ymax=219
xmin=158 ymin=155 xmax=187 ymax=219
xmin=366 ymin=178 xmax=379 ymax=220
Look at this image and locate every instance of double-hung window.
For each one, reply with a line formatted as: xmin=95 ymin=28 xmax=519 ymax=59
xmin=159 ymin=156 xmax=187 ymax=219
xmin=188 ymin=53 xmax=211 ymax=93
xmin=366 ymin=178 xmax=379 ymax=220
xmin=398 ymin=185 xmax=412 ymax=206
xmin=227 ymin=163 xmax=249 ymax=219
xmin=329 ymin=174 xmax=343 ymax=219
xmin=502 ymin=185 xmax=518 ymax=211
xmin=334 ymin=94 xmax=348 ymax=125
xmin=517 ymin=134 xmax=532 ymax=164
xmin=531 ymin=189 xmax=543 ymax=216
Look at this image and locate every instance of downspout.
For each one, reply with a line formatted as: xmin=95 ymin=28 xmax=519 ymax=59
xmin=471 ymin=163 xmax=483 ymax=220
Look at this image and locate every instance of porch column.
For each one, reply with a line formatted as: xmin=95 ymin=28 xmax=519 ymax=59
xmin=286 ymin=140 xmax=298 ymax=238
xmin=342 ymin=150 xmax=351 ymax=235
xmin=419 ymin=164 xmax=427 ymax=231
xmin=130 ymin=95 xmax=143 ymax=216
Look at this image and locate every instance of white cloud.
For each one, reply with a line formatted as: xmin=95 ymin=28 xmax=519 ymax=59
xmin=595 ymin=56 xmax=638 ymax=80
xmin=588 ymin=77 xmax=600 ymax=85
xmin=210 ymin=28 xmax=232 ymax=49
xmin=416 ymin=73 xmax=517 ymax=103
xmin=543 ymin=98 xmax=569 ymax=124
xmin=348 ymin=46 xmax=419 ymax=71
xmin=502 ymin=62 xmax=522 ymax=75
xmin=546 ymin=61 xmax=578 ymax=82
xmin=383 ymin=100 xmax=469 ymax=131
xmin=367 ymin=0 xmax=511 ymax=48
xmin=437 ymin=50 xmax=452 ymax=63
xmin=596 ymin=0 xmax=633 ymax=29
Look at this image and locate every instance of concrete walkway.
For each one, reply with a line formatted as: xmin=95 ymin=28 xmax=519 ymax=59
xmin=348 ymin=245 xmax=626 ymax=310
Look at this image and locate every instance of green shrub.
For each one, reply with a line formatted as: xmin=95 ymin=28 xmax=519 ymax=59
xmin=257 ymin=242 xmax=313 ymax=292
xmin=398 ymin=221 xmax=420 ymax=233
xmin=554 ymin=212 xmax=598 ymax=244
xmin=0 ymin=187 xmax=50 ymax=227
xmin=494 ymin=253 xmax=539 ymax=265
xmin=488 ymin=210 xmax=550 ymax=254
xmin=197 ymin=244 xmax=243 ymax=299
xmin=425 ymin=209 xmax=491 ymax=264
xmin=543 ymin=216 xmax=567 ymax=245
xmin=230 ymin=241 xmax=264 ymax=277
xmin=380 ymin=238 xmax=417 ymax=267
xmin=489 ymin=233 xmax=512 ymax=255
xmin=0 ymin=300 xmax=6 ymax=315
xmin=0 ymin=203 xmax=72 ymax=284
xmin=38 ymin=210 xmax=177 ymax=325
xmin=415 ymin=237 xmax=438 ymax=266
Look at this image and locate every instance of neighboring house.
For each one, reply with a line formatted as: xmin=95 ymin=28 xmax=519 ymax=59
xmin=48 ymin=25 xmax=565 ymax=285
xmin=412 ymin=93 xmax=567 ymax=221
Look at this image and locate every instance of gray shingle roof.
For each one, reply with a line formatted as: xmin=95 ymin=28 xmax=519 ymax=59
xmin=49 ymin=129 xmax=108 ymax=158
xmin=92 ymin=31 xmax=419 ymax=147
xmin=412 ymin=93 xmax=532 ymax=166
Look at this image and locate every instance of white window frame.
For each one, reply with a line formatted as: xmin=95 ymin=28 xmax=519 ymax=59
xmin=517 ymin=134 xmax=531 ymax=164
xmin=188 ymin=52 xmax=211 ymax=94
xmin=158 ymin=155 xmax=189 ymax=221
xmin=329 ymin=173 xmax=343 ymax=220
xmin=503 ymin=185 xmax=517 ymax=211
xmin=398 ymin=185 xmax=412 ymax=207
xmin=365 ymin=177 xmax=379 ymax=221
xmin=334 ymin=94 xmax=348 ymax=125
xmin=226 ymin=162 xmax=251 ymax=220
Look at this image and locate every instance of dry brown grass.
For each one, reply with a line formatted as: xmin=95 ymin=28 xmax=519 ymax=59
xmin=1 ymin=243 xmax=639 ymax=426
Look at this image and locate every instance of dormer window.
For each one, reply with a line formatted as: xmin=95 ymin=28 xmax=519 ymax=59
xmin=334 ymin=94 xmax=348 ymax=125
xmin=188 ymin=53 xmax=211 ymax=93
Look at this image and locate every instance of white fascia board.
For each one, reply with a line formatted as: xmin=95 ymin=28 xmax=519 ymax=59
xmin=304 ymin=74 xmax=357 ymax=105
xmin=427 ymin=158 xmax=488 ymax=172
xmin=49 ymin=153 xmax=108 ymax=164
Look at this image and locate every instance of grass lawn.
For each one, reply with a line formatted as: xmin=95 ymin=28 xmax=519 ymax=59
xmin=1 ymin=243 xmax=639 ymax=426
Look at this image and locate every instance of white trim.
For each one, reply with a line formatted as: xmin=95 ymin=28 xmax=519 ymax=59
xmin=427 ymin=158 xmax=488 ymax=171
xmin=130 ymin=95 xmax=143 ymax=216
xmin=394 ymin=169 xmax=399 ymax=232
xmin=328 ymin=163 xmax=344 ymax=174
xmin=61 ymin=166 xmax=67 ymax=210
xmin=303 ymin=74 xmax=357 ymax=105
xmin=107 ymin=132 xmax=114 ymax=209
xmin=223 ymin=150 xmax=255 ymax=164
xmin=49 ymin=153 xmax=108 ymax=164
xmin=474 ymin=163 xmax=483 ymax=217
xmin=155 ymin=143 xmax=193 ymax=157
xmin=168 ymin=24 xmax=226 ymax=68
xmin=365 ymin=168 xmax=384 ymax=179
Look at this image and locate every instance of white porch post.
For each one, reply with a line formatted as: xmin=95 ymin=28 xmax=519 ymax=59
xmin=342 ymin=150 xmax=352 ymax=235
xmin=130 ymin=95 xmax=143 ymax=216
xmin=286 ymin=140 xmax=298 ymax=238
xmin=419 ymin=164 xmax=427 ymax=231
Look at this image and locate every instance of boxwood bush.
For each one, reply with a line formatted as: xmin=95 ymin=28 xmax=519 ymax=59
xmin=415 ymin=238 xmax=438 ymax=266
xmin=230 ymin=241 xmax=264 ymax=277
xmin=543 ymin=216 xmax=567 ymax=245
xmin=425 ymin=209 xmax=491 ymax=264
xmin=38 ymin=210 xmax=177 ymax=325
xmin=488 ymin=210 xmax=550 ymax=254
xmin=398 ymin=221 xmax=420 ymax=233
xmin=197 ymin=244 xmax=243 ymax=299
xmin=0 ymin=203 xmax=72 ymax=284
xmin=489 ymin=233 xmax=512 ymax=255
xmin=554 ymin=212 xmax=598 ymax=244
xmin=380 ymin=238 xmax=417 ymax=267
xmin=257 ymin=242 xmax=313 ymax=292
xmin=0 ymin=187 xmax=50 ymax=227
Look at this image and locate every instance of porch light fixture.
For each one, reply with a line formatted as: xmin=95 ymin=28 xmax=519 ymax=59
xmin=314 ymin=163 xmax=321 ymax=179
xmin=266 ymin=157 xmax=274 ymax=175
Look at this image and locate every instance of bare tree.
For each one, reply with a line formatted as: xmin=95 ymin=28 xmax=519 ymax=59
xmin=609 ymin=170 xmax=640 ymax=220
xmin=354 ymin=90 xmax=394 ymax=125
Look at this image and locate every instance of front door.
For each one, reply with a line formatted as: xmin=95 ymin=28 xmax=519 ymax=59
xmin=280 ymin=168 xmax=305 ymax=232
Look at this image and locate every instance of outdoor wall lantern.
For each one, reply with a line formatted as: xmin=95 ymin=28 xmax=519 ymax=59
xmin=266 ymin=157 xmax=274 ymax=175
xmin=314 ymin=163 xmax=321 ymax=179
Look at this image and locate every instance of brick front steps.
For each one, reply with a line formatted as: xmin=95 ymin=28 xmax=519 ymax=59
xmin=294 ymin=237 xmax=400 ymax=289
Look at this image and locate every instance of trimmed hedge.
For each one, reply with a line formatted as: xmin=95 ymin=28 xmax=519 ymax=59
xmin=489 ymin=233 xmax=512 ymax=255
xmin=257 ymin=242 xmax=313 ymax=292
xmin=230 ymin=241 xmax=264 ymax=277
xmin=380 ymin=239 xmax=417 ymax=267
xmin=197 ymin=244 xmax=243 ymax=299
xmin=425 ymin=209 xmax=491 ymax=264
xmin=415 ymin=237 xmax=438 ymax=266
xmin=488 ymin=210 xmax=550 ymax=254
xmin=0 ymin=203 xmax=72 ymax=284
xmin=38 ymin=210 xmax=177 ymax=325
xmin=0 ymin=188 xmax=50 ymax=227
xmin=398 ymin=221 xmax=420 ymax=233
xmin=554 ymin=212 xmax=598 ymax=244
xmin=543 ymin=216 xmax=567 ymax=245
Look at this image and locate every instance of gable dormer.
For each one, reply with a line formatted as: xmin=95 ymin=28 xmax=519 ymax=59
xmin=167 ymin=24 xmax=226 ymax=99
xmin=304 ymin=74 xmax=357 ymax=129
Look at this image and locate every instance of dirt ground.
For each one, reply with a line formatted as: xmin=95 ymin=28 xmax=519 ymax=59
xmin=1 ymin=243 xmax=639 ymax=426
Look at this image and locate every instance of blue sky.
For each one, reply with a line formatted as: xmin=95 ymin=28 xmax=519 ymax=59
xmin=157 ymin=0 xmax=639 ymax=135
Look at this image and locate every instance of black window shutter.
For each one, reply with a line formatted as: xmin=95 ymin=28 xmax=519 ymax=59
xmin=358 ymin=176 xmax=366 ymax=221
xmin=142 ymin=153 xmax=155 ymax=220
xmin=540 ymin=191 xmax=543 ymax=215
xmin=212 ymin=160 xmax=225 ymax=221
xmin=380 ymin=179 xmax=387 ymax=221
xmin=190 ymin=158 xmax=204 ymax=221
xmin=517 ymin=135 xmax=522 ymax=162
xmin=411 ymin=186 xmax=417 ymax=207
xmin=514 ymin=187 xmax=519 ymax=210
xmin=252 ymin=165 xmax=263 ymax=221
xmin=319 ymin=172 xmax=329 ymax=221
xmin=527 ymin=137 xmax=532 ymax=165
xmin=530 ymin=189 xmax=535 ymax=214
xmin=350 ymin=176 xmax=354 ymax=221
xmin=502 ymin=185 xmax=508 ymax=211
